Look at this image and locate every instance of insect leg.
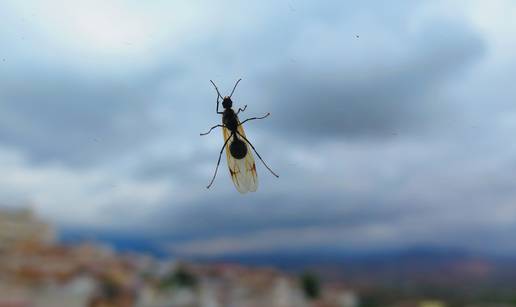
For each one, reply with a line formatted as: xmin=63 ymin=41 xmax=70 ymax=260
xmin=238 ymin=113 xmax=270 ymax=125
xmin=210 ymin=80 xmax=224 ymax=114
xmin=207 ymin=132 xmax=234 ymax=189
xmin=229 ymin=78 xmax=242 ymax=98
xmin=216 ymin=96 xmax=223 ymax=114
xmin=236 ymin=105 xmax=247 ymax=115
xmin=236 ymin=131 xmax=279 ymax=178
xmin=200 ymin=124 xmax=226 ymax=136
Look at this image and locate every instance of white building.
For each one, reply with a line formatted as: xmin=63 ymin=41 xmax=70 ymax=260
xmin=0 ymin=208 xmax=56 ymax=251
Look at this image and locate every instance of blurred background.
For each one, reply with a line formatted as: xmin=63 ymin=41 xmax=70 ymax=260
xmin=1 ymin=0 xmax=516 ymax=306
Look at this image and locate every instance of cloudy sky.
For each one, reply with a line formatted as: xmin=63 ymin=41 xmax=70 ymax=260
xmin=1 ymin=0 xmax=516 ymax=257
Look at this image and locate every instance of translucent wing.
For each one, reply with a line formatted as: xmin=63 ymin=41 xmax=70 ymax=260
xmin=222 ymin=119 xmax=258 ymax=193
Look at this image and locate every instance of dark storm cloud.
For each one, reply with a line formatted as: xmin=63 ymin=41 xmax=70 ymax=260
xmin=259 ymin=21 xmax=486 ymax=139
xmin=139 ymin=190 xmax=429 ymax=242
xmin=0 ymin=67 xmax=170 ymax=165
xmin=2 ymin=0 xmax=516 ymax=257
xmin=136 ymin=146 xmax=213 ymax=181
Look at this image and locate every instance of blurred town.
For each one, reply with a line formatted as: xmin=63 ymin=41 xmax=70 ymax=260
xmin=0 ymin=208 xmax=359 ymax=307
xmin=1 ymin=208 xmax=515 ymax=307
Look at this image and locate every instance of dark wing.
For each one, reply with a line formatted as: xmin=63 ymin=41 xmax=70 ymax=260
xmin=222 ymin=118 xmax=258 ymax=193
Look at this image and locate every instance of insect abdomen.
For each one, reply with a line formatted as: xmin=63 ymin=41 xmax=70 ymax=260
xmin=230 ymin=139 xmax=247 ymax=159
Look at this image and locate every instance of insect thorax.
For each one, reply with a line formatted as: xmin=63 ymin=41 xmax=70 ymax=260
xmin=223 ymin=109 xmax=239 ymax=131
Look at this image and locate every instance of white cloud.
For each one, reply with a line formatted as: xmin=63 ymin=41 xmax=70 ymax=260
xmin=0 ymin=146 xmax=172 ymax=229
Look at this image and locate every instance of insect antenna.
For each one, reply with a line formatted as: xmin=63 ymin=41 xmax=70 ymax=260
xmin=210 ymin=80 xmax=224 ymax=100
xmin=207 ymin=132 xmax=234 ymax=189
xmin=229 ymin=78 xmax=242 ymax=98
xmin=236 ymin=131 xmax=279 ymax=178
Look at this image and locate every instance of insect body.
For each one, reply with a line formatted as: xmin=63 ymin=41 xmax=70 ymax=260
xmin=201 ymin=79 xmax=279 ymax=193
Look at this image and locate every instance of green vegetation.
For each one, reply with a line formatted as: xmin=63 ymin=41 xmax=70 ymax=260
xmin=300 ymin=272 xmax=321 ymax=300
xmin=160 ymin=266 xmax=198 ymax=290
